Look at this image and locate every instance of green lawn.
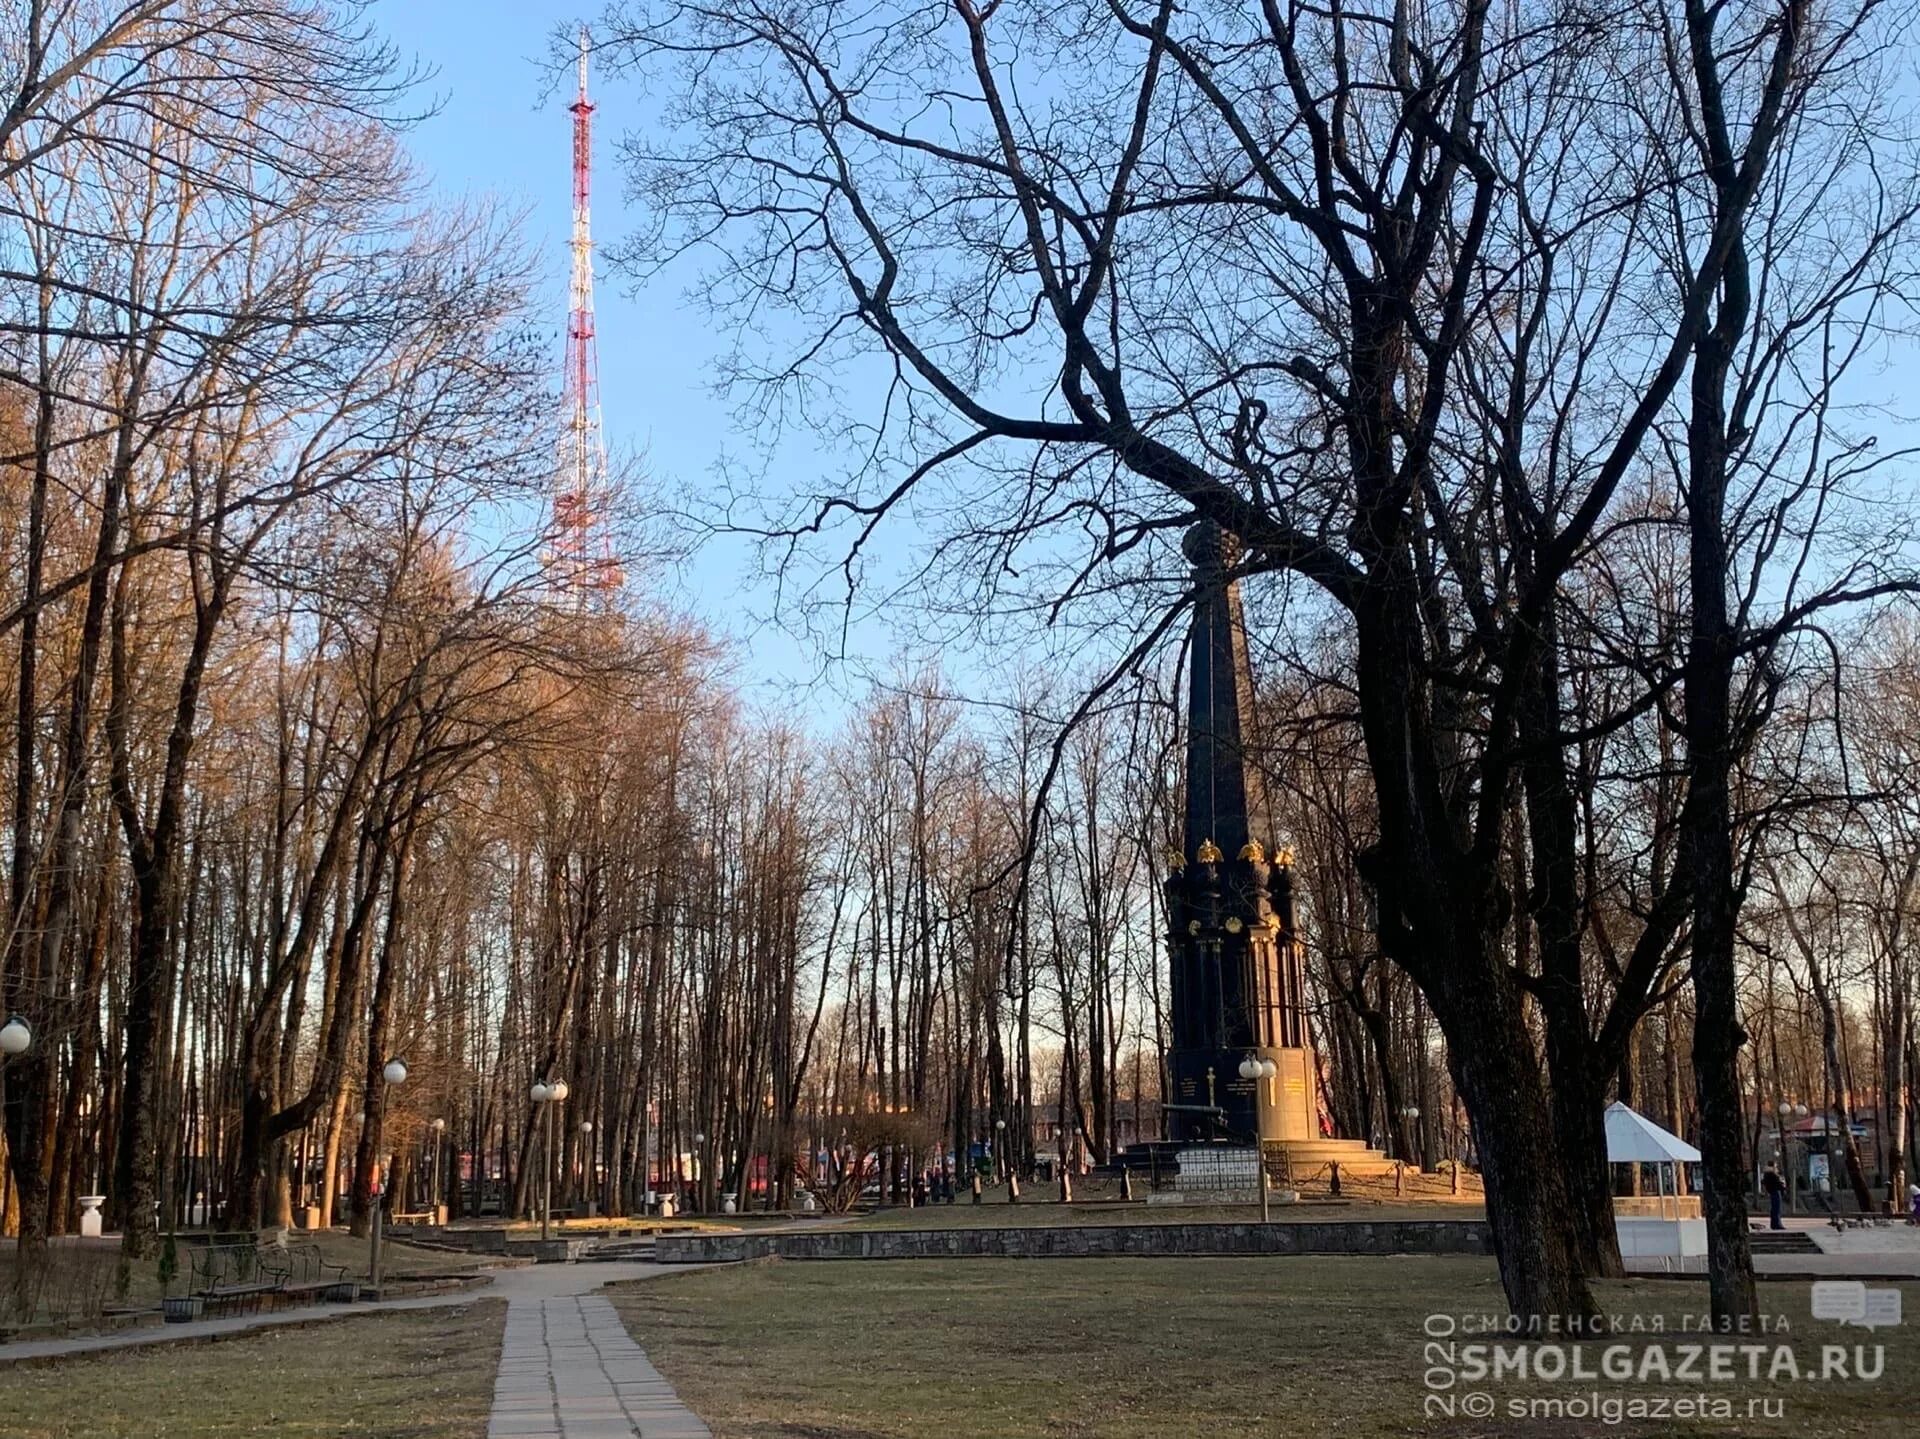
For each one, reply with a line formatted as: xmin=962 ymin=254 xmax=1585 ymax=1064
xmin=610 ymin=1257 xmax=1918 ymax=1438
xmin=0 ymin=1298 xmax=503 ymax=1438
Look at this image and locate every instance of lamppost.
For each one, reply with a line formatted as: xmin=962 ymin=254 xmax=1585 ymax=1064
xmin=430 ymin=1117 xmax=447 ymax=1224
xmin=641 ymin=1102 xmax=654 ymax=1214
xmin=531 ymin=1080 xmax=569 ymax=1240
xmin=0 ymin=1014 xmax=30 ymax=1059
xmin=578 ymin=1119 xmax=594 ymax=1215
xmin=369 ymin=1056 xmax=408 ymax=1289
xmin=1237 ymin=1055 xmax=1279 ymax=1112
xmin=693 ymin=1131 xmax=706 ymax=1213
xmin=1397 ymin=1105 xmax=1421 ymax=1196
xmin=1239 ymin=1056 xmax=1279 ymax=1219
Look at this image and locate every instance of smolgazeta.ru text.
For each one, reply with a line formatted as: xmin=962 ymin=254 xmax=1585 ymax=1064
xmin=1429 ymin=1393 xmax=1790 ymax=1424
xmin=1426 ymin=1340 xmax=1885 ymax=1384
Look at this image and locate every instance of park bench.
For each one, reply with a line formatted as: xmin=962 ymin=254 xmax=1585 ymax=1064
xmin=189 ymin=1243 xmax=288 ymax=1318
xmin=279 ymin=1242 xmax=355 ymax=1303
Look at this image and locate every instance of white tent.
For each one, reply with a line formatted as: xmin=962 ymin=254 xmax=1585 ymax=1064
xmin=1606 ymin=1103 xmax=1704 ymax=1258
xmin=1604 ymin=1102 xmax=1701 ymax=1164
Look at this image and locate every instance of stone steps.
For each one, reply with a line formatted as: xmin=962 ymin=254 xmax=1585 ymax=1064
xmin=1747 ymin=1230 xmax=1821 ymax=1254
xmin=1263 ymin=1139 xmax=1398 ymax=1175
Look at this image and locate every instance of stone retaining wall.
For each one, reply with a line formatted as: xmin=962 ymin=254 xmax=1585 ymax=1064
xmin=392 ymin=1228 xmax=606 ymax=1261
xmin=654 ymin=1219 xmax=1492 ymax=1264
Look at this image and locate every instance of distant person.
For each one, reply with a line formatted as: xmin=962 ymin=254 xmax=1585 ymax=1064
xmin=1908 ymin=1183 xmax=1919 ymax=1224
xmin=1762 ymin=1163 xmax=1786 ymax=1230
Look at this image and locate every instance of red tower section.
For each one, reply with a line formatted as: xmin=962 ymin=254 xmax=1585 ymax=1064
xmin=551 ymin=27 xmax=618 ymax=598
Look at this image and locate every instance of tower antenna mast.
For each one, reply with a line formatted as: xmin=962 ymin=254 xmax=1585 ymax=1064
xmin=552 ymin=25 xmax=616 ymax=597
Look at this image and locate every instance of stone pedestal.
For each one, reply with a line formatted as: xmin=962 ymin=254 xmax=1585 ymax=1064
xmin=1168 ymin=1045 xmax=1317 ymax=1142
xmin=79 ymin=1195 xmax=105 ymax=1237
xmin=1261 ymin=1047 xmax=1316 ymax=1141
xmin=298 ymin=1205 xmax=324 ymax=1230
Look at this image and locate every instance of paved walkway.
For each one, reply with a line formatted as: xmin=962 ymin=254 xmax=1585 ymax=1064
xmin=2 ymin=1254 xmax=709 ymax=1437
xmin=1626 ymin=1252 xmax=1920 ymax=1278
xmin=488 ymin=1293 xmax=707 ymax=1439
xmin=1621 ymin=1221 xmax=1920 ymax=1278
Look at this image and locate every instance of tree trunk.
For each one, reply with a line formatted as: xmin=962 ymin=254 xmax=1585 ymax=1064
xmin=1885 ymin=982 xmax=1907 ymax=1214
xmin=114 ymin=865 xmax=171 ymax=1260
xmin=1446 ymin=990 xmax=1598 ymax=1324
xmin=1682 ymin=247 xmax=1760 ymax=1329
xmin=1547 ymin=1053 xmax=1625 ymax=1279
xmin=349 ymin=819 xmax=417 ymax=1238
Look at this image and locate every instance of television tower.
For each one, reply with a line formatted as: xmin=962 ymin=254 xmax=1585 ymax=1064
xmin=551 ymin=26 xmax=618 ymax=597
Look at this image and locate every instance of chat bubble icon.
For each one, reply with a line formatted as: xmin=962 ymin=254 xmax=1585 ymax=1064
xmin=1812 ymin=1281 xmax=1868 ymax=1324
xmin=1861 ymin=1289 xmax=1903 ymax=1330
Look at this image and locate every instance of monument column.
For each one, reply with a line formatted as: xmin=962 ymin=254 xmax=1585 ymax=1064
xmin=1164 ymin=521 xmax=1314 ymax=1144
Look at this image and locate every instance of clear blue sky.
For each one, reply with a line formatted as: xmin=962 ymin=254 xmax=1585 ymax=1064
xmin=376 ymin=1 xmax=856 ymax=709
xmin=371 ymin=2 xmax=1920 ymax=723
xmin=375 ymin=1 xmax=1100 ymax=726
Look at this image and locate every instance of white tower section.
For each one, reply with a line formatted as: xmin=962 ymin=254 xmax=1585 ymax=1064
xmin=552 ymin=26 xmax=616 ymax=596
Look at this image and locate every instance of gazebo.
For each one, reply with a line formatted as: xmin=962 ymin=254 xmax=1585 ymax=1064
xmin=1604 ymin=1101 xmax=1706 ymax=1259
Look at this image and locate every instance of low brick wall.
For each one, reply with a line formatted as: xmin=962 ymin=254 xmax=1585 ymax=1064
xmin=391 ymin=1228 xmax=595 ymax=1263
xmin=508 ymin=1237 xmax=595 ymax=1263
xmin=653 ymin=1219 xmax=1492 ymax=1264
xmin=393 ymin=1226 xmax=512 ymax=1254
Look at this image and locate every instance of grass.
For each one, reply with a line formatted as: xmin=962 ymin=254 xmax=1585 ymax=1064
xmin=0 ymin=1297 xmax=504 ymax=1438
xmin=610 ymin=1257 xmax=1919 ymax=1438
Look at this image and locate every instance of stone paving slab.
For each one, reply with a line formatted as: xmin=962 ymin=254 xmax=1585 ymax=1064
xmin=487 ymin=1294 xmax=709 ymax=1439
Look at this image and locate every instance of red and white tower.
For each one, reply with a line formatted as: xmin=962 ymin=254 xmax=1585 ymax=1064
xmin=551 ymin=27 xmax=618 ymax=597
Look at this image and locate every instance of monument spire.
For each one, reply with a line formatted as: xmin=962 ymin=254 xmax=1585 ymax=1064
xmin=1164 ymin=520 xmax=1311 ymax=1144
xmin=1181 ymin=520 xmax=1269 ymax=865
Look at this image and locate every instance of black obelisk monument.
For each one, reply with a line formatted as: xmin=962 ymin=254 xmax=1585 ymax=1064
xmin=1163 ymin=521 xmax=1315 ymax=1144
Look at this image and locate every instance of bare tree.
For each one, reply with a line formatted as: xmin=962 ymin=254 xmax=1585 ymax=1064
xmin=601 ymin=0 xmax=1915 ymax=1322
